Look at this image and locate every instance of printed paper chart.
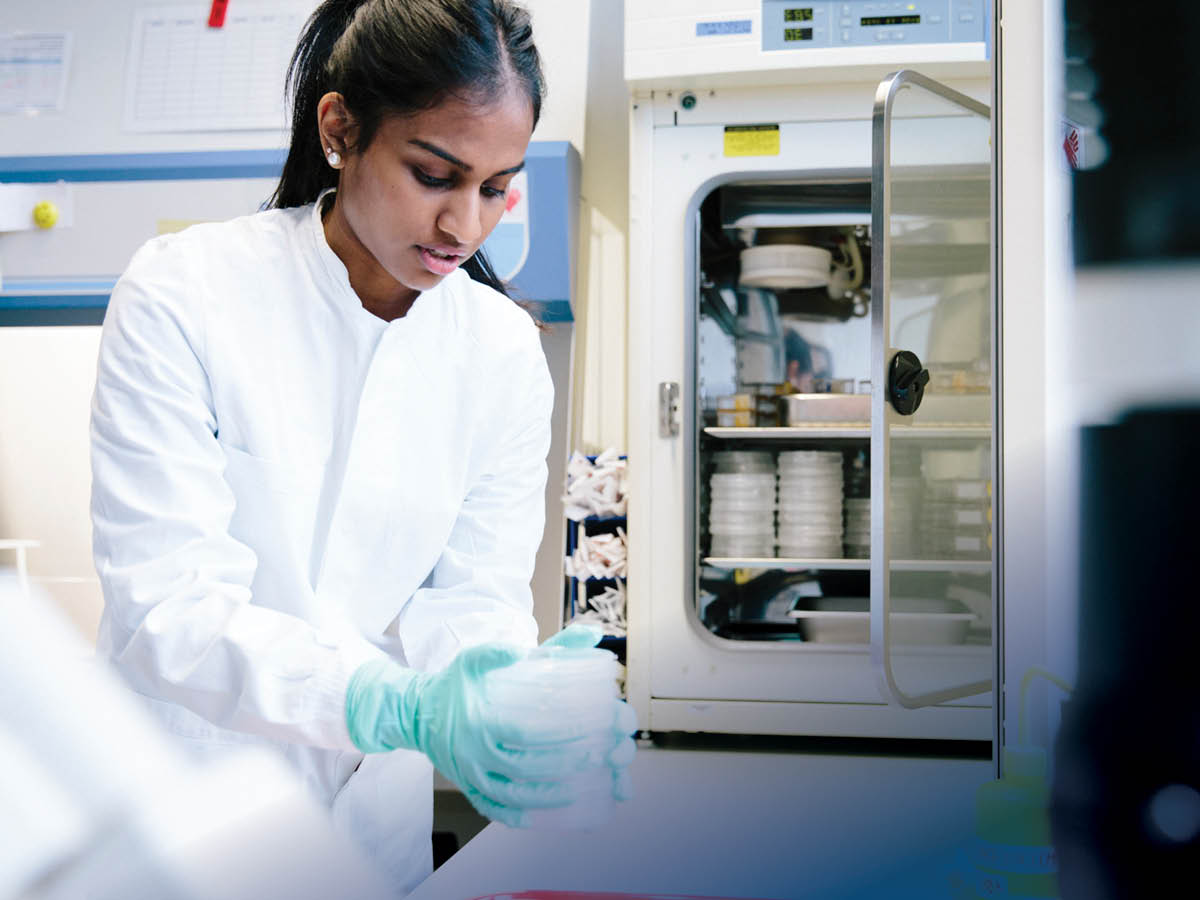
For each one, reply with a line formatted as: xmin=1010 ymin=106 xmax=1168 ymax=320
xmin=0 ymin=32 xmax=71 ymax=115
xmin=124 ymin=4 xmax=309 ymax=133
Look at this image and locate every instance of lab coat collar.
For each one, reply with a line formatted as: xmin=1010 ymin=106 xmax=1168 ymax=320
xmin=307 ymin=188 xmax=443 ymax=330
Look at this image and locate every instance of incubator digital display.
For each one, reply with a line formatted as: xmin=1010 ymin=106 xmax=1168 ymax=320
xmin=784 ymin=8 xmax=814 ymax=21
xmin=860 ymin=15 xmax=921 ymax=26
xmin=784 ymin=27 xmax=814 ymax=41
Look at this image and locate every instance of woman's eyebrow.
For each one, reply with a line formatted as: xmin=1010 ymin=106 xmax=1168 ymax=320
xmin=408 ymin=139 xmax=525 ymax=177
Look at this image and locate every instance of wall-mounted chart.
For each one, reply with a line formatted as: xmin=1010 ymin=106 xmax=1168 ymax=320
xmin=123 ymin=4 xmax=308 ymax=133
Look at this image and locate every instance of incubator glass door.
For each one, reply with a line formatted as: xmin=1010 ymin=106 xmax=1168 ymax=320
xmin=869 ymin=70 xmax=994 ymax=707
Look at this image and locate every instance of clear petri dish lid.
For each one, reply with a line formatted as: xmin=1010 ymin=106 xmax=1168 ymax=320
xmin=778 ymin=525 xmax=844 ymax=537
xmin=709 ymin=504 xmax=776 ymax=517
xmin=778 ymin=515 xmax=843 ymax=528
xmin=709 ymin=495 xmax=777 ymax=508
xmin=772 ymin=501 xmax=840 ymax=513
xmin=710 ymin=537 xmax=775 ymax=550
xmin=778 ymin=487 xmax=843 ymax=500
xmin=710 ymin=545 xmax=776 ymax=559
xmin=487 ymin=647 xmax=620 ymax=688
xmin=708 ymin=516 xmax=776 ymax=530
xmin=777 ymin=457 xmax=843 ymax=468
xmin=711 ymin=472 xmax=776 ymax=486
xmin=778 ymin=546 xmax=844 ymax=558
xmin=779 ymin=489 xmax=841 ymax=499
xmin=778 ymin=450 xmax=842 ymax=461
xmin=710 ymin=508 xmax=777 ymax=520
xmin=710 ymin=483 xmax=776 ymax=494
xmin=714 ymin=449 xmax=773 ymax=460
xmin=709 ymin=510 xmax=777 ymax=522
xmin=714 ymin=463 xmax=777 ymax=474
xmin=710 ymin=536 xmax=775 ymax=549
xmin=777 ymin=475 xmax=844 ymax=489
xmin=709 ymin=522 xmax=776 ymax=536
xmin=712 ymin=479 xmax=775 ymax=491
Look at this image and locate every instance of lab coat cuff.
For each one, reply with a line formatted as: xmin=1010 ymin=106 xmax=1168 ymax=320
xmin=318 ymin=637 xmax=390 ymax=752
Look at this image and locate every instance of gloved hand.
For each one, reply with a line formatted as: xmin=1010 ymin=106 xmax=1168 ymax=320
xmin=346 ymin=638 xmax=611 ymax=826
xmin=541 ymin=622 xmax=607 ymax=650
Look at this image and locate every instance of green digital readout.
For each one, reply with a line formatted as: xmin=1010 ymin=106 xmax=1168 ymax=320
xmin=784 ymin=27 xmax=814 ymax=41
xmin=784 ymin=8 xmax=814 ymax=22
xmin=860 ymin=15 xmax=921 ymax=25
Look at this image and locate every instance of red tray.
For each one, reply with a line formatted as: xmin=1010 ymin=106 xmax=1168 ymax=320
xmin=468 ymin=893 xmax=781 ymax=900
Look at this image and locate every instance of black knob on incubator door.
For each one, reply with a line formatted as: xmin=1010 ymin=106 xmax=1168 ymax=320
xmin=888 ymin=350 xmax=929 ymax=415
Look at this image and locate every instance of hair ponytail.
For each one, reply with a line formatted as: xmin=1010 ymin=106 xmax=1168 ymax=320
xmin=268 ymin=0 xmax=368 ymax=210
xmin=266 ymin=0 xmax=545 ymax=305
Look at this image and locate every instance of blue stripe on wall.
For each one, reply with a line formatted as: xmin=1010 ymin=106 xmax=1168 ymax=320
xmin=2 ymin=277 xmax=118 ymax=293
xmin=0 ymin=149 xmax=287 ymax=182
xmin=0 ymin=294 xmax=110 ymax=309
xmin=0 ymin=144 xmax=571 ymax=183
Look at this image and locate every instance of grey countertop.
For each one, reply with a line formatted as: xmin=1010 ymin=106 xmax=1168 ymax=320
xmin=411 ymin=741 xmax=994 ymax=900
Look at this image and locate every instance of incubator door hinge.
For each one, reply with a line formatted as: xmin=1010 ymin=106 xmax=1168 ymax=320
xmin=658 ymin=382 xmax=681 ymax=437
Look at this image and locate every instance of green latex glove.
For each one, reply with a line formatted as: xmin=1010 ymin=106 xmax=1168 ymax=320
xmin=540 ymin=622 xmax=606 ymax=650
xmin=346 ymin=643 xmax=592 ymax=827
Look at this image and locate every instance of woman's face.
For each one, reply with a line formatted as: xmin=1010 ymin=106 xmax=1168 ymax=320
xmin=320 ymin=85 xmax=534 ymax=310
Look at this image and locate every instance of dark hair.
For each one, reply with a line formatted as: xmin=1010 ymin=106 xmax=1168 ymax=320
xmin=267 ymin=0 xmax=544 ymax=299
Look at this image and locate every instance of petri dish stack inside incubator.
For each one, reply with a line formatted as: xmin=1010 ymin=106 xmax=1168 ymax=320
xmin=484 ymin=646 xmax=622 ymax=830
xmin=843 ymin=497 xmax=871 ymax=558
xmin=776 ymin=450 xmax=844 ymax=558
xmin=708 ymin=451 xmax=776 ymax=558
xmin=918 ymin=448 xmax=992 ymax=559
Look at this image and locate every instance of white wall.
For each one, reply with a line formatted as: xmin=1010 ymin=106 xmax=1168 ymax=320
xmin=0 ymin=327 xmax=104 ymax=639
xmin=0 ymin=0 xmax=628 ymax=642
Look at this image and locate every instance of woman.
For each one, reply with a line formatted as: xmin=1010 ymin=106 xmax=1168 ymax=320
xmin=89 ymin=0 xmax=633 ymax=892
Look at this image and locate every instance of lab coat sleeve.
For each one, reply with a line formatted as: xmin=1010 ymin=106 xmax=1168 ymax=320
xmin=90 ymin=240 xmax=383 ymax=752
xmin=394 ymin=320 xmax=553 ymax=672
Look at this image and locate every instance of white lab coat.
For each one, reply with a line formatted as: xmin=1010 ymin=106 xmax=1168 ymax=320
xmin=90 ymin=193 xmax=549 ymax=894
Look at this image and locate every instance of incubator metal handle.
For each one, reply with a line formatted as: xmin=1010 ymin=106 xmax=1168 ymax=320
xmin=658 ymin=382 xmax=680 ymax=438
xmin=888 ymin=350 xmax=930 ymax=415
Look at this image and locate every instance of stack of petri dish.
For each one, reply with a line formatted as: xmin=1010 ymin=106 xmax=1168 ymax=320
xmin=484 ymin=645 xmax=622 ymax=830
xmin=888 ymin=476 xmax=923 ymax=559
xmin=776 ymin=450 xmax=844 ymax=558
xmin=887 ymin=447 xmax=924 ymax=560
xmin=920 ymin=478 xmax=992 ymax=559
xmin=843 ymin=450 xmax=871 ymax=558
xmin=708 ymin=451 xmax=776 ymax=559
xmin=843 ymin=498 xmax=871 ymax=558
xmin=919 ymin=448 xmax=992 ymax=559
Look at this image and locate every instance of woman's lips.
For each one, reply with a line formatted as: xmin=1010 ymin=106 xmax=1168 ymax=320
xmin=418 ymin=245 xmax=465 ymax=276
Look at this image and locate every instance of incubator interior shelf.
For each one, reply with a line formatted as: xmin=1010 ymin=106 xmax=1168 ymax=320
xmin=703 ymin=558 xmax=992 ymax=574
xmin=704 ymin=426 xmax=992 ymax=440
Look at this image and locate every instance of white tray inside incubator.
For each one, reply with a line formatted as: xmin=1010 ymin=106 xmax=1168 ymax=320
xmin=788 ymin=596 xmax=976 ymax=645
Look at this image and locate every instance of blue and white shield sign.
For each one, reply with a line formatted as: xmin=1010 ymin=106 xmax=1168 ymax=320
xmin=480 ymin=170 xmax=529 ymax=281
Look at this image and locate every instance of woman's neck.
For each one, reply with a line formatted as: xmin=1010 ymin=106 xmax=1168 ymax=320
xmin=321 ymin=193 xmax=419 ymax=321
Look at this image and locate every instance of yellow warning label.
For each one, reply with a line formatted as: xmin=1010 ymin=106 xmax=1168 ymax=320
xmin=724 ymin=124 xmax=780 ymax=157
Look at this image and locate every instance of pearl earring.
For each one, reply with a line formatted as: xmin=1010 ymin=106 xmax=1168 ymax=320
xmin=326 ymin=148 xmax=341 ymax=167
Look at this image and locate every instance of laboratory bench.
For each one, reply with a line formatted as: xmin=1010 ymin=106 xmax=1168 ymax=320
xmin=417 ymin=737 xmax=995 ymax=900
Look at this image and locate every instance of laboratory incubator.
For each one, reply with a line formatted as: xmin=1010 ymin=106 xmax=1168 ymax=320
xmin=624 ymin=1 xmax=996 ymax=740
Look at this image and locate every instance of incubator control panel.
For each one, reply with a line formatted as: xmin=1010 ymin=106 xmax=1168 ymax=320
xmin=760 ymin=0 xmax=984 ymax=50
